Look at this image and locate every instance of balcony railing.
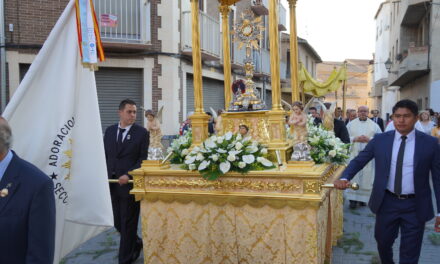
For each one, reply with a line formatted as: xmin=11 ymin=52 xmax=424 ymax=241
xmin=181 ymin=11 xmax=221 ymax=60
xmin=232 ymin=42 xmax=247 ymax=67
xmin=93 ymin=0 xmax=151 ymax=44
xmin=389 ymin=45 xmax=429 ymax=86
xmin=253 ymin=49 xmax=271 ymax=76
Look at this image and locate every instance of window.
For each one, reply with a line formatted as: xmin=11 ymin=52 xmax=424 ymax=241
xmin=199 ymin=0 xmax=204 ymax=12
xmin=417 ymin=99 xmax=422 ymax=110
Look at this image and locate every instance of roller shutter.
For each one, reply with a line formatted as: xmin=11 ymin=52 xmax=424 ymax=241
xmin=95 ymin=68 xmax=143 ymax=132
xmin=186 ymin=74 xmax=225 ymax=115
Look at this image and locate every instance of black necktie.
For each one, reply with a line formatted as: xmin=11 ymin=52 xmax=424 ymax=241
xmin=394 ymin=135 xmax=407 ymax=195
xmin=117 ymin=128 xmax=126 ymax=150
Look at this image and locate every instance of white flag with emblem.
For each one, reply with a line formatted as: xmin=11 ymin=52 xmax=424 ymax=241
xmin=2 ymin=0 xmax=113 ymax=262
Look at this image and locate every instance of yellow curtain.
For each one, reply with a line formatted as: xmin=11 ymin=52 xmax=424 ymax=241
xmin=299 ymin=63 xmax=347 ymax=97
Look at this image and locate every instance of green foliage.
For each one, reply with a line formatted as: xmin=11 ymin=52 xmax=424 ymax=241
xmin=428 ymin=233 xmax=440 ymax=246
xmin=337 ymin=232 xmax=364 ymax=253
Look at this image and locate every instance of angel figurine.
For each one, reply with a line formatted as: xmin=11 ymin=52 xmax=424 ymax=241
xmin=145 ymin=107 xmax=164 ymax=160
xmin=288 ymin=101 xmax=308 ymax=144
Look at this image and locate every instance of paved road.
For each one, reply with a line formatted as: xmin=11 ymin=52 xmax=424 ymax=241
xmin=63 ymin=199 xmax=440 ymax=264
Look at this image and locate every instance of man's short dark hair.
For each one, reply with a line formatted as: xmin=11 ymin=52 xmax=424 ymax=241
xmin=392 ymin=99 xmax=418 ymax=116
xmin=119 ymin=99 xmax=136 ymax=110
xmin=323 ymin=103 xmax=331 ymax=110
xmin=309 ymin=107 xmax=317 ymax=111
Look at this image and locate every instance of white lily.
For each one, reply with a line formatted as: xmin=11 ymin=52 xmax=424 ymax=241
xmin=181 ymin=149 xmax=189 ymax=156
xmin=238 ymin=161 xmax=246 ymax=169
xmin=329 ymin=150 xmax=337 ymax=157
xmin=210 ymin=154 xmax=219 ymax=161
xmin=217 ymin=136 xmax=224 ymax=144
xmin=260 ymin=148 xmax=268 ymax=155
xmin=225 ymin=131 xmax=233 ymax=140
xmin=184 ymin=155 xmax=196 ymax=164
xmin=227 ymin=154 xmax=236 ymax=162
xmin=196 ymin=153 xmax=205 ymax=161
xmin=242 ymin=154 xmax=255 ymax=164
xmin=258 ymin=157 xmax=273 ymax=167
xmin=205 ymin=139 xmax=216 ymax=149
xmin=198 ymin=160 xmax=210 ymax=171
xmin=217 ymin=148 xmax=227 ymax=153
xmin=220 ymin=161 xmax=231 ymax=174
xmin=235 ymin=142 xmax=243 ymax=150
xmin=246 ymin=145 xmax=259 ymax=153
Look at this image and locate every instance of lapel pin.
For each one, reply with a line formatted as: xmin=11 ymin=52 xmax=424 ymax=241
xmin=1 ymin=183 xmax=12 ymax=197
xmin=0 ymin=188 xmax=8 ymax=197
xmin=127 ymin=135 xmax=131 ymax=140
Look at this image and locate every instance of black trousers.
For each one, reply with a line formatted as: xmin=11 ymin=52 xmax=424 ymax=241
xmin=374 ymin=192 xmax=425 ymax=264
xmin=111 ymin=187 xmax=141 ymax=264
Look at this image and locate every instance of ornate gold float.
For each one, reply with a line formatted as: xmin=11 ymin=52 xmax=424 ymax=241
xmin=133 ymin=0 xmax=345 ymax=263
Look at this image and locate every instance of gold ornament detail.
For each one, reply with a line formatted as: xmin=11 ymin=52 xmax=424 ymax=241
xmin=146 ymin=179 xmax=301 ymax=192
xmin=303 ymin=180 xmax=321 ymax=194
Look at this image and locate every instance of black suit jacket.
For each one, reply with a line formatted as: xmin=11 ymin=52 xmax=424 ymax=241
xmin=341 ymin=130 xmax=440 ymax=222
xmin=370 ymin=117 xmax=384 ymax=132
xmin=313 ymin=117 xmax=322 ymax=126
xmin=334 ymin=119 xmax=350 ymax=144
xmin=0 ymin=152 xmax=55 ymax=264
xmin=104 ymin=123 xmax=149 ymax=196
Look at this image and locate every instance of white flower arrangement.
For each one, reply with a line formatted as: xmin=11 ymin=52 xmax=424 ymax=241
xmin=306 ymin=117 xmax=350 ymax=164
xmin=180 ymin=131 xmax=274 ymax=180
xmin=168 ymin=129 xmax=193 ymax=164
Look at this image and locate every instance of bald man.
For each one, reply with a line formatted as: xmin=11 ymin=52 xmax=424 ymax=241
xmin=345 ymin=106 xmax=382 ymax=209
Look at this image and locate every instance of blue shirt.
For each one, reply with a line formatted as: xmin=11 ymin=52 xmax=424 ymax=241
xmin=0 ymin=150 xmax=13 ymax=182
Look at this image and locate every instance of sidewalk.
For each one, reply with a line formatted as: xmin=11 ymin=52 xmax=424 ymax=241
xmin=63 ymin=199 xmax=440 ymax=264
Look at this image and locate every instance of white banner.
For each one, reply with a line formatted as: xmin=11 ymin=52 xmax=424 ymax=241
xmin=3 ymin=0 xmax=113 ymax=262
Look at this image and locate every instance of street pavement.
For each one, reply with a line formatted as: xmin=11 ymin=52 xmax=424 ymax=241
xmin=63 ymin=199 xmax=440 ymax=264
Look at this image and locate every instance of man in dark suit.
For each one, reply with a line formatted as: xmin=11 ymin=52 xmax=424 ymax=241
xmin=371 ymin=109 xmax=385 ymax=131
xmin=104 ymin=99 xmax=149 ymax=264
xmin=309 ymin=107 xmax=322 ymax=126
xmin=334 ymin=99 xmax=440 ymax=264
xmin=0 ymin=118 xmax=55 ymax=264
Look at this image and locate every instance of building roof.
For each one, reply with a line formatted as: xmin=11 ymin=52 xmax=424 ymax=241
xmin=281 ymin=33 xmax=322 ymax=63
xmin=374 ymin=1 xmax=390 ymax=19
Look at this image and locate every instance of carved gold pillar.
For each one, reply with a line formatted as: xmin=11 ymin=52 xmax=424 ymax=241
xmin=190 ymin=0 xmax=209 ymax=145
xmin=288 ymin=0 xmax=299 ymax=102
xmin=219 ymin=5 xmax=232 ymax=110
xmin=267 ymin=0 xmax=288 ymax=150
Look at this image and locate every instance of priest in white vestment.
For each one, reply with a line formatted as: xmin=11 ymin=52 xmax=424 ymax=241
xmin=346 ymin=106 xmax=382 ymax=209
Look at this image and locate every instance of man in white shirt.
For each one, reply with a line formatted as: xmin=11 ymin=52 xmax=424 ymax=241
xmin=334 ymin=99 xmax=440 ymax=264
xmin=345 ymin=106 xmax=382 ymax=209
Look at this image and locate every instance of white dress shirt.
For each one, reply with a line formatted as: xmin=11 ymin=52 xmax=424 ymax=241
xmin=387 ymin=129 xmax=415 ymax=195
xmin=116 ymin=123 xmax=133 ymax=142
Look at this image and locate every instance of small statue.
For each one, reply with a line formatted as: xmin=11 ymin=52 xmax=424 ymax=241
xmin=288 ymin=101 xmax=312 ymax=161
xmin=288 ymin=101 xmax=308 ymax=144
xmin=145 ymin=108 xmax=164 ymax=160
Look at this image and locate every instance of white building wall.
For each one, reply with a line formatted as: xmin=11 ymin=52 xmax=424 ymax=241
xmin=429 ymin=0 xmax=440 ymax=112
xmin=374 ymin=2 xmax=390 ymax=83
xmin=158 ymin=0 xmax=181 ymax=134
